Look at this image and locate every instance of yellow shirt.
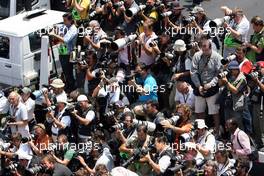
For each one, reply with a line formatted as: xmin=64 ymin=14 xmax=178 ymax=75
xmin=72 ymin=0 xmax=90 ymax=20
xmin=138 ymin=11 xmax=158 ymax=33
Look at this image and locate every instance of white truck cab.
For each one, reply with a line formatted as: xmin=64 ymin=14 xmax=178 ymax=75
xmin=0 ymin=0 xmax=51 ymax=20
xmin=0 ymin=9 xmax=65 ymax=88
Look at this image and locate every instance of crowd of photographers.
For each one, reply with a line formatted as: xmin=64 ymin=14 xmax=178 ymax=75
xmin=0 ymin=0 xmax=264 ymax=175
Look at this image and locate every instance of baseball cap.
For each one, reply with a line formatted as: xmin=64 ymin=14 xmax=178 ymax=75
xmin=115 ymin=100 xmax=125 ymax=108
xmin=191 ymin=6 xmax=205 ymax=14
xmin=77 ymin=95 xmax=88 ymax=102
xmin=195 ymin=119 xmax=208 ymax=129
xmin=173 ymin=39 xmax=186 ymax=52
xmin=56 ymin=95 xmax=68 ymax=104
xmin=228 ymin=60 xmax=240 ymax=70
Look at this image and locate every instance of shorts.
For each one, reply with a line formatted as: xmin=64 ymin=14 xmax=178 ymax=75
xmin=195 ymin=93 xmax=220 ymax=115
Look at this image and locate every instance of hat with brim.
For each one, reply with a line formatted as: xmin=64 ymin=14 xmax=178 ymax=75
xmin=77 ymin=95 xmax=88 ymax=102
xmin=241 ymin=61 xmax=253 ymax=74
xmin=21 ymin=87 xmax=32 ymax=94
xmin=50 ymin=79 xmax=65 ymax=88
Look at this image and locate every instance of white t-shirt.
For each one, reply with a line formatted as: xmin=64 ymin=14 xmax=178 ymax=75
xmin=51 ymin=108 xmax=71 ymax=135
xmin=110 ymin=167 xmax=139 ymax=176
xmin=94 ymin=147 xmax=114 ymax=172
xmin=196 ymin=131 xmax=216 ymax=160
xmin=9 ymin=102 xmax=30 ymax=138
xmin=139 ymin=32 xmax=158 ymax=66
xmin=24 ymin=98 xmax=35 ymax=121
xmin=229 ymin=15 xmax=250 ymax=42
xmin=97 ymin=85 xmax=121 ymax=104
xmin=118 ymin=46 xmax=129 ymax=65
xmin=158 ymin=147 xmax=172 ymax=173
xmin=175 ymin=86 xmax=195 ymax=108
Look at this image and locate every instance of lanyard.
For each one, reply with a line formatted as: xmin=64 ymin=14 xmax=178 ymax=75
xmin=182 ymin=93 xmax=189 ymax=104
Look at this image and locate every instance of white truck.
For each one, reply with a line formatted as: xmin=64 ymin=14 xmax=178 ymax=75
xmin=0 ymin=9 xmax=65 ymax=89
xmin=0 ymin=0 xmax=51 ymax=20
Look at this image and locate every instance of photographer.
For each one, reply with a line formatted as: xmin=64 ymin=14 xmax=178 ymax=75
xmin=142 ymin=135 xmax=173 ymax=175
xmin=7 ymin=91 xmax=30 ymax=138
xmin=138 ymin=0 xmax=158 ymax=31
xmin=71 ymin=95 xmax=95 ymax=143
xmin=226 ymin=118 xmax=251 ymax=160
xmin=114 ymin=111 xmax=137 ymax=145
xmin=0 ymin=132 xmax=33 ymax=161
xmin=49 ymin=13 xmax=77 ymax=92
xmin=173 ymin=81 xmax=195 ymax=110
xmin=219 ymin=60 xmax=248 ymax=130
xmin=28 ymin=123 xmax=52 ymax=156
xmin=77 ymin=130 xmax=114 ymax=174
xmin=138 ymin=22 xmax=158 ymax=66
xmin=191 ymin=6 xmax=210 ymax=34
xmin=195 ymin=119 xmax=216 ymax=160
xmin=221 ymin=7 xmax=250 ymax=58
xmin=191 ymin=38 xmax=222 ymax=135
xmin=41 ymin=154 xmax=72 ymax=176
xmin=204 ymin=160 xmax=218 ymax=176
xmin=46 ymin=95 xmax=71 ymax=142
xmin=67 ymin=0 xmax=90 ymax=20
xmin=119 ymin=125 xmax=152 ymax=175
xmin=171 ymin=39 xmax=192 ymax=84
xmin=161 ymin=104 xmax=193 ymax=150
xmin=83 ymin=20 xmax=107 ymax=52
xmin=20 ymin=87 xmax=36 ymax=132
xmin=120 ymin=0 xmax=139 ymax=34
xmin=215 ymin=148 xmax=236 ymax=176
xmin=250 ymin=61 xmax=264 ymax=149
xmin=128 ymin=63 xmax=158 ymax=103
xmin=84 ymin=50 xmax=101 ymax=96
xmin=245 ymin=16 xmax=264 ymax=63
xmin=51 ymin=134 xmax=76 ymax=167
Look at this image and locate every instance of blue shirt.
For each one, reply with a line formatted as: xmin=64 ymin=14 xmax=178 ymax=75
xmin=138 ymin=74 xmax=158 ymax=102
xmin=58 ymin=24 xmax=78 ymax=54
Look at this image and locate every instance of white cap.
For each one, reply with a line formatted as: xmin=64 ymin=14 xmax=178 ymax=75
xmin=56 ymin=95 xmax=68 ymax=104
xmin=173 ymin=39 xmax=186 ymax=52
xmin=195 ymin=119 xmax=208 ymax=129
xmin=77 ymin=95 xmax=88 ymax=102
xmin=191 ymin=6 xmax=205 ymax=14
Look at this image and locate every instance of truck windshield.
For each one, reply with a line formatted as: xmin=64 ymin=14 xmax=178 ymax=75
xmin=0 ymin=0 xmax=10 ymax=20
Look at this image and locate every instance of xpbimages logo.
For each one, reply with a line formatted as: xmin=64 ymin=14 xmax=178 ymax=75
xmin=162 ymin=25 xmax=230 ymax=38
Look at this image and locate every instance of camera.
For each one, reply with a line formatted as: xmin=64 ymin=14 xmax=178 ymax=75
xmin=26 ymin=165 xmax=48 ymax=175
xmin=113 ymin=1 xmax=124 ymax=8
xmin=132 ymin=119 xmax=156 ymax=132
xmin=221 ymin=54 xmax=236 ymax=65
xmin=125 ymin=5 xmax=146 ymax=17
xmin=221 ymin=168 xmax=237 ymax=176
xmin=21 ymin=134 xmax=36 ymax=143
xmin=43 ymin=105 xmax=56 ymax=113
xmin=161 ymin=11 xmax=172 ymax=17
xmin=104 ymin=110 xmax=115 ymax=117
xmin=66 ymin=102 xmax=78 ymax=113
xmin=186 ymin=42 xmax=198 ymax=50
xmin=111 ymin=34 xmax=137 ymax=51
xmin=112 ymin=123 xmax=124 ymax=130
xmin=217 ymin=70 xmax=229 ymax=79
xmin=94 ymin=68 xmax=107 ymax=78
xmin=149 ymin=37 xmax=160 ymax=47
xmin=182 ymin=16 xmax=196 ymax=26
xmin=30 ymin=87 xmax=49 ymax=100
xmin=85 ymin=27 xmax=95 ymax=36
xmin=167 ymin=115 xmax=180 ymax=126
xmin=89 ymin=11 xmax=97 ymax=18
xmin=6 ymin=162 xmax=19 ymax=171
